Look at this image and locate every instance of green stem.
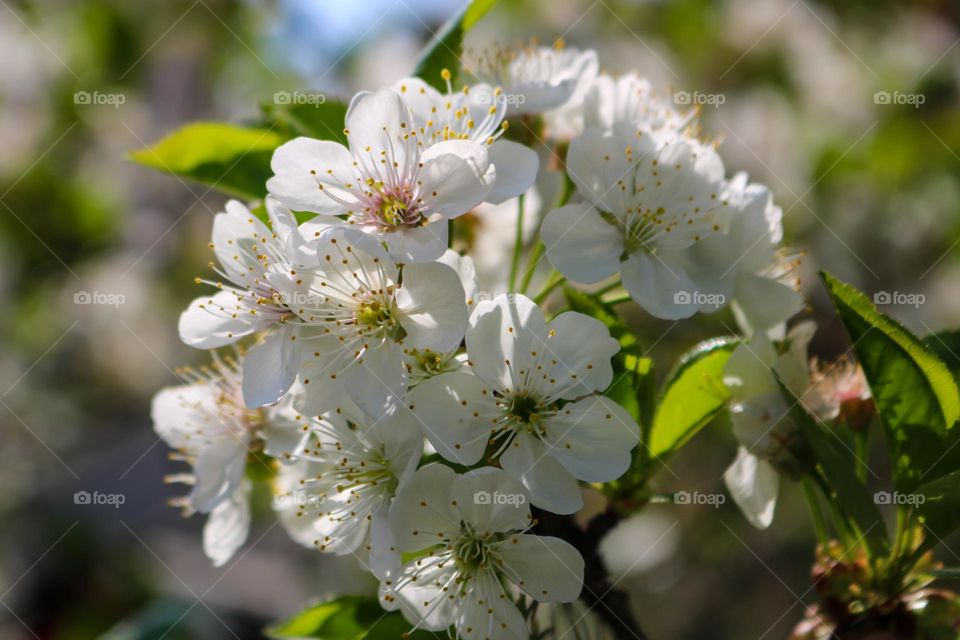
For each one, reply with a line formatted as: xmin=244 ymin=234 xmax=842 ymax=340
xmin=533 ymin=270 xmax=565 ymax=304
xmin=518 ymin=173 xmax=575 ymax=295
xmin=603 ymin=293 xmax=632 ymax=306
xmin=802 ymin=477 xmax=830 ymax=545
xmin=596 ymin=279 xmax=624 ymax=296
xmin=508 ymin=194 xmax=526 ymax=293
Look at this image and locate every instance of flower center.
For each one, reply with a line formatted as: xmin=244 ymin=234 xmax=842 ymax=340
xmin=412 ymin=349 xmax=448 ymax=375
xmin=507 ymin=393 xmax=542 ymax=424
xmin=453 ymin=532 xmax=494 ymax=573
xmin=355 ymin=298 xmax=407 ymax=342
xmin=369 ymin=190 xmax=423 ymax=231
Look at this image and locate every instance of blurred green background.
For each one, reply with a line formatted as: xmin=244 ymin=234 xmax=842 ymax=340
xmin=1 ymin=0 xmax=959 ymax=638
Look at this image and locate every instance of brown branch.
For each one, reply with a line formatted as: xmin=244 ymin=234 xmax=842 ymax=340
xmin=533 ymin=506 xmax=650 ymax=640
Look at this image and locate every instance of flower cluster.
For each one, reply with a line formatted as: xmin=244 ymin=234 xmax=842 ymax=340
xmin=150 ymin=41 xmax=808 ymax=638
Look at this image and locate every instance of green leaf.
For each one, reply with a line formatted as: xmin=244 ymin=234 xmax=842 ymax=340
xmin=130 ymin=122 xmax=284 ymax=200
xmin=924 ymin=330 xmax=960 ymax=386
xmin=561 ymin=286 xmax=638 ymax=352
xmin=262 ymin=98 xmax=349 ymax=144
xmin=915 ymin=469 xmax=960 ymax=546
xmin=267 ymin=596 xmax=441 ymax=639
xmin=778 ymin=378 xmax=891 ymax=557
xmin=413 ymin=0 xmax=499 ymax=91
xmin=821 ymin=272 xmax=960 ymax=490
xmin=561 ymin=286 xmax=646 ymax=419
xmin=648 ymin=337 xmax=737 ymax=460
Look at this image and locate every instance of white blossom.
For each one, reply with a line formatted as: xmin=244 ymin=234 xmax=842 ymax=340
xmin=683 ymin=172 xmax=804 ymax=334
xmin=408 ymin=294 xmax=639 ymax=513
xmin=150 ymin=354 xmax=308 ymax=565
xmin=273 ymin=398 xmax=421 ymax=578
xmin=177 ymin=198 xmax=320 ymax=408
xmin=268 ymin=87 xmax=495 ymax=262
xmin=541 ymin=122 xmax=728 ymax=319
xmin=280 ymin=227 xmax=469 ymax=418
xmin=722 ymin=322 xmax=821 ymax=529
xmin=468 ymin=44 xmax=598 ymax=116
xmin=380 ymin=465 xmax=584 ymax=638
xmin=394 ymin=76 xmax=539 ymax=204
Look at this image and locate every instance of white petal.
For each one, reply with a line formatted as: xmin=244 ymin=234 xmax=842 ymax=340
xmin=733 ymin=274 xmax=804 ymax=334
xmin=273 ymin=459 xmax=325 ymax=547
xmin=203 ymin=481 xmax=251 ymax=567
xmin=345 ymin=88 xmax=418 ymax=173
xmin=190 ymin=437 xmax=248 ymax=513
xmin=212 ymin=201 xmax=271 ymax=282
xmin=261 ymin=398 xmax=313 ymax=461
xmin=150 ymin=384 xmax=217 ymax=451
xmin=541 ymin=203 xmax=623 ymax=284
xmin=396 ymin=262 xmax=468 ymax=352
xmin=492 ymin=534 xmax=584 ymax=602
xmin=393 ymin=77 xmax=444 ymax=122
xmin=458 ymin=572 xmax=528 ymax=640
xmin=178 ymin=290 xmax=262 ymax=348
xmin=540 ymin=311 xmax=619 ymax=399
xmin=420 ymin=139 xmax=493 ymax=219
xmin=545 ymin=396 xmax=639 ymax=482
xmin=267 ymin=137 xmax=358 ymax=214
xmin=388 ymin=464 xmax=459 ymax=551
xmin=437 ymin=249 xmax=479 ymax=310
xmin=377 ymin=406 xmax=425 ymax=485
xmin=451 ymin=467 xmax=532 ymax=535
xmin=499 ymin=435 xmax=583 ymax=514
xmin=567 ymin=123 xmax=657 ymax=213
xmin=368 ymin=512 xmax=401 ymax=581
xmin=620 ymin=251 xmax=698 ymax=320
xmin=723 ymin=337 xmax=778 ymax=401
xmin=340 ymin=340 xmax=407 ymax=418
xmin=466 ymin=293 xmax=546 ymax=390
xmin=379 ymin=561 xmax=457 ymax=631
xmin=724 ymin=447 xmax=779 ymax=529
xmin=241 ymin=325 xmax=301 ymax=408
xmin=485 ymin=139 xmax=539 ymax=204
xmin=407 ymin=372 xmax=495 ymax=465
xmin=379 ymin=221 xmax=448 ymax=263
